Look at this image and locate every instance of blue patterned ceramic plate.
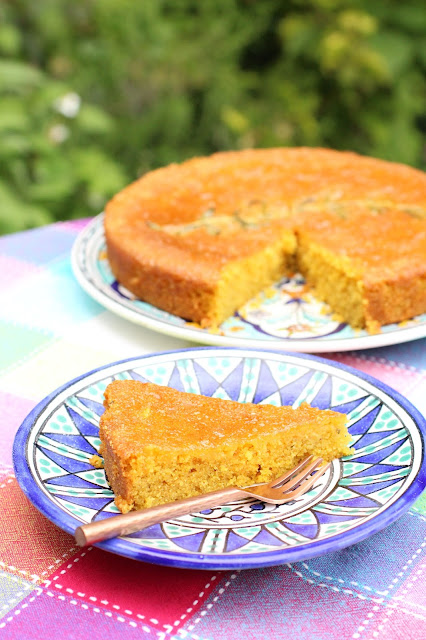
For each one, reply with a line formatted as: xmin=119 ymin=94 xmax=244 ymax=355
xmin=71 ymin=215 xmax=426 ymax=353
xmin=13 ymin=348 xmax=425 ymax=570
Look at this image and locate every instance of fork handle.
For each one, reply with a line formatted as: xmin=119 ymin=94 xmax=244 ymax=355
xmin=75 ymin=487 xmax=247 ymax=546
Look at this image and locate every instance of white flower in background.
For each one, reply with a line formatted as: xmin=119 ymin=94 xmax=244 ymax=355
xmin=48 ymin=123 xmax=70 ymax=144
xmin=54 ymin=92 xmax=81 ymax=118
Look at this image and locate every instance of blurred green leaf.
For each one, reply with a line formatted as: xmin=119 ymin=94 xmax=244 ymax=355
xmin=279 ymin=16 xmax=320 ymax=57
xmin=0 ymin=60 xmax=43 ymax=93
xmin=71 ymin=148 xmax=128 ymax=198
xmin=0 ymin=98 xmax=29 ymax=132
xmin=76 ymin=104 xmax=115 ymax=135
xmin=0 ymin=181 xmax=51 ymax=233
xmin=28 ymin=154 xmax=76 ymax=203
xmin=0 ymin=133 xmax=32 ymax=157
xmin=0 ymin=24 xmax=21 ymax=56
xmin=370 ymin=32 xmax=415 ymax=76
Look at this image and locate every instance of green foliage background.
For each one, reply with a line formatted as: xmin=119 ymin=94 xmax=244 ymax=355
xmin=1 ymin=0 xmax=425 ymax=234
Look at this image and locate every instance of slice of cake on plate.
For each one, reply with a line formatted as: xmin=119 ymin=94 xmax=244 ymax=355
xmin=98 ymin=380 xmax=351 ymax=512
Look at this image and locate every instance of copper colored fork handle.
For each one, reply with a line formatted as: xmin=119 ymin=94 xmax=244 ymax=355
xmin=75 ymin=486 xmax=246 ymax=546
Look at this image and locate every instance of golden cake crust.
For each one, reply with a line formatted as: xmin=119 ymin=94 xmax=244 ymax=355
xmin=104 ymin=147 xmax=426 ymax=329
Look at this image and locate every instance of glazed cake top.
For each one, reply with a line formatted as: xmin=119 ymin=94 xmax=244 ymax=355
xmin=100 ymin=380 xmax=345 ymax=454
xmin=105 ymin=147 xmax=426 ymax=282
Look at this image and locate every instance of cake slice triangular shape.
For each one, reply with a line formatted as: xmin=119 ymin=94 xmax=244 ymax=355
xmin=99 ymin=380 xmax=351 ymax=512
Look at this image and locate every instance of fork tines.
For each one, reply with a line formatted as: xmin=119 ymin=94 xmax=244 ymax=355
xmin=272 ymin=456 xmax=328 ymax=493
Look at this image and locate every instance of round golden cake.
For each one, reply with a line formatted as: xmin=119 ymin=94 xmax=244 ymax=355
xmin=104 ymin=147 xmax=426 ymax=330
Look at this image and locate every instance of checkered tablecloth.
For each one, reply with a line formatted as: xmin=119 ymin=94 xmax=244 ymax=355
xmin=1 ymin=220 xmax=425 ymax=639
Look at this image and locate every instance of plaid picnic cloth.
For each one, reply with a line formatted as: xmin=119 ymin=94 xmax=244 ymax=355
xmin=0 ymin=220 xmax=425 ymax=640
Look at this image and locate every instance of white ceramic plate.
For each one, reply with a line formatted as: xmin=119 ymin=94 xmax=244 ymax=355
xmin=71 ymin=215 xmax=426 ymax=353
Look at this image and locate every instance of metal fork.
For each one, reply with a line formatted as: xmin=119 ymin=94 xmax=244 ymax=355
xmin=75 ymin=456 xmax=330 ymax=546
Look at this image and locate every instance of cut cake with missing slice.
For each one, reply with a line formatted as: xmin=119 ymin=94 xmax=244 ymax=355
xmin=104 ymin=147 xmax=426 ymax=332
xmin=98 ymin=380 xmax=351 ymax=512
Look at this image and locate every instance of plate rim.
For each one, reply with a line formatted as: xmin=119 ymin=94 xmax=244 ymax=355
xmin=71 ymin=215 xmax=426 ymax=354
xmin=12 ymin=347 xmax=426 ymax=570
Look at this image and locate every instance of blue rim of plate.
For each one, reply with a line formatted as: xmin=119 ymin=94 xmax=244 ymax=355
xmin=71 ymin=215 xmax=426 ymax=353
xmin=13 ymin=347 xmax=426 ymax=570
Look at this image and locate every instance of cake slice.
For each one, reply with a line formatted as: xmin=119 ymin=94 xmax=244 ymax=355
xmin=296 ymin=206 xmax=426 ymax=332
xmin=98 ymin=380 xmax=351 ymax=512
xmin=105 ymin=201 xmax=297 ymax=328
